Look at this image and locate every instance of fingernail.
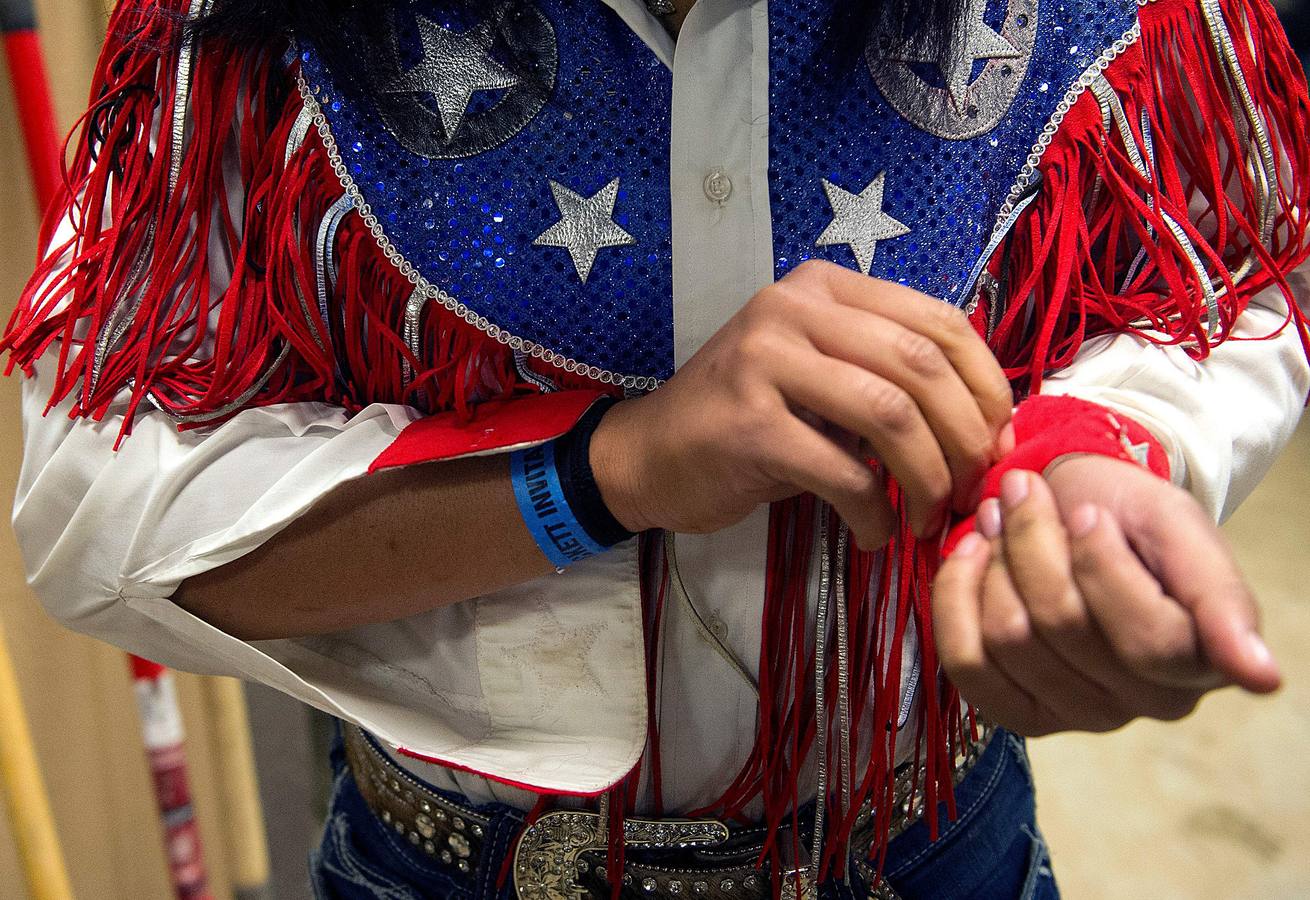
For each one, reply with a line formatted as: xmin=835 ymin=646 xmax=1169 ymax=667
xmin=953 ymin=532 xmax=984 ymax=557
xmin=1245 ymin=632 xmax=1274 ymax=669
xmin=1000 ymin=469 xmax=1029 ymax=511
xmin=1069 ymin=503 xmax=1098 ymax=538
xmin=976 ymin=498 xmax=1002 ymax=539
xmin=996 ymin=422 xmax=1016 ymax=457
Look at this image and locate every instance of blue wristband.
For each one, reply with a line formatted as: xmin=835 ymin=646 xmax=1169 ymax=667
xmin=510 ymin=440 xmax=609 ymax=569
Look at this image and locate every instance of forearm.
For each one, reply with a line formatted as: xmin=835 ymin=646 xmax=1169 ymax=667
xmin=173 ymin=453 xmax=555 ymax=640
xmin=13 ymin=354 xmax=615 ymax=654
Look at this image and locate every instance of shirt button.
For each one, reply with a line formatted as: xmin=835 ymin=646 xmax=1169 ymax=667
xmin=703 ymin=169 xmax=733 ymax=204
xmin=706 ymin=614 xmax=729 ymax=642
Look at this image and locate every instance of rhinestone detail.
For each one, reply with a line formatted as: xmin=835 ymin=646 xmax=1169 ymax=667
xmin=415 ymin=813 xmax=437 ymax=840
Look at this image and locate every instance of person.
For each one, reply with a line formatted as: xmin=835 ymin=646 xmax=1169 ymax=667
xmin=4 ymin=0 xmax=1307 ymax=896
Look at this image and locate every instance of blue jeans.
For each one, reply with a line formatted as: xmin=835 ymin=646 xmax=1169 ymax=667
xmin=309 ymin=727 xmax=1058 ymax=900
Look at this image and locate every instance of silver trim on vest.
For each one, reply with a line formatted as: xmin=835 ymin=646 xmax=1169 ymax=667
xmin=991 ymin=18 xmax=1143 ymax=230
xmin=293 ymin=74 xmax=662 ymax=393
xmin=286 ymin=104 xmax=315 ymax=165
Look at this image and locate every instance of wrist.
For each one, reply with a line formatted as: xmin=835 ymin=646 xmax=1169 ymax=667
xmin=943 ymin=397 xmax=1170 ymax=555
xmin=588 ymin=397 xmax=656 ymax=534
xmin=1001 ymin=395 xmax=1171 ymax=483
xmin=508 ymin=397 xmax=638 ymax=570
xmin=1042 ymin=451 xmax=1141 ymax=495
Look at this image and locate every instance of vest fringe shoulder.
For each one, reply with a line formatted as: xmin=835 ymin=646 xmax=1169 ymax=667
xmin=0 ymin=0 xmax=576 ymax=446
xmin=984 ymin=0 xmax=1310 ymax=391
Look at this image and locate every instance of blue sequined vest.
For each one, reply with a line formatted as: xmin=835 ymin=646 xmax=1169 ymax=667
xmin=296 ymin=0 xmax=1138 ymax=389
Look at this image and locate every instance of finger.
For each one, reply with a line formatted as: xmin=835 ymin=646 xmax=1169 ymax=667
xmin=762 ymin=414 xmax=896 ymax=550
xmin=1127 ymin=496 xmax=1280 ymax=694
xmin=1000 ymin=476 xmax=1213 ymax=717
xmin=933 ymin=533 xmax=990 ymax=674
xmin=769 ymin=345 xmax=951 ymax=537
xmin=932 ymin=534 xmax=1055 ymax=735
xmin=1068 ymin=502 xmax=1220 ymax=690
xmin=995 ymin=471 xmax=1122 ymax=684
xmin=789 ymin=260 xmax=1014 ymax=431
xmin=980 ymin=543 xmax=1127 ymax=733
xmin=1124 ymin=686 xmax=1205 ymax=723
xmin=804 ymin=304 xmax=998 ymax=511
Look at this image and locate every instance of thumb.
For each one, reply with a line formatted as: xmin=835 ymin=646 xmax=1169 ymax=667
xmin=1190 ymin=588 xmax=1281 ymax=695
xmin=1119 ymin=482 xmax=1281 ymax=695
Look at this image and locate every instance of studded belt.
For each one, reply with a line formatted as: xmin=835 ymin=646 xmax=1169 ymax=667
xmin=343 ymin=726 xmax=492 ymax=873
xmin=343 ymin=723 xmax=995 ymax=900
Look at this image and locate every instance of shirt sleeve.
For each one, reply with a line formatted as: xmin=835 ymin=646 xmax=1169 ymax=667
xmin=14 ymin=363 xmax=400 ymax=669
xmin=1040 ymin=260 xmax=1310 ymax=522
xmin=7 ymin=90 xmax=603 ymax=674
xmin=14 ymin=347 xmax=600 ymax=663
xmin=9 ymin=176 xmax=600 ymax=694
xmin=1032 ymin=0 xmax=1309 ymax=524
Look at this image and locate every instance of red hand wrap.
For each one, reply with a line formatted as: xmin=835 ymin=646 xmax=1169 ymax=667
xmin=942 ymin=394 xmax=1171 ymax=555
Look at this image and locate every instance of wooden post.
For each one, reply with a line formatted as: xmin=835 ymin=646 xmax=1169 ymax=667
xmin=203 ymin=678 xmax=272 ymax=900
xmin=0 ymin=616 xmax=75 ymax=900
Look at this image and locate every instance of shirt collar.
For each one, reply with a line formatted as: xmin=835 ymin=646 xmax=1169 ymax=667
xmin=599 ymin=0 xmax=676 ymax=68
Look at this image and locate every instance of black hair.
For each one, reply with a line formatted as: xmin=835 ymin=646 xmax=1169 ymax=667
xmin=196 ymin=0 xmax=964 ymax=73
xmin=196 ymin=0 xmax=392 ymax=69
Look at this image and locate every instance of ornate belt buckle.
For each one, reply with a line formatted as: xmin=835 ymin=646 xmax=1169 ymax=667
xmin=777 ymin=840 xmax=819 ymax=900
xmin=513 ymin=810 xmax=729 ymax=900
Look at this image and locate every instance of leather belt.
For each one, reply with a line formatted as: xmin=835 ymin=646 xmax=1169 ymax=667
xmin=343 ymin=723 xmax=995 ymax=900
xmin=343 ymin=726 xmax=493 ymax=874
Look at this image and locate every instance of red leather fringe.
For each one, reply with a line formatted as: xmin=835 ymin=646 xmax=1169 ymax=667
xmin=990 ymin=0 xmax=1310 ymax=389
xmin=688 ymin=492 xmax=965 ymax=895
xmin=0 ymin=0 xmax=559 ymax=445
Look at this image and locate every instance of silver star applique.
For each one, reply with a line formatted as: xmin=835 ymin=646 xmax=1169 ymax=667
xmin=384 ymin=16 xmax=520 ymax=144
xmin=1122 ymin=438 xmax=1152 ymax=467
xmin=895 ymin=0 xmax=1020 ymax=110
xmin=815 ymin=174 xmax=911 ymax=275
xmin=495 ymin=600 xmax=606 ymax=703
xmin=533 ymin=178 xmax=636 ymax=284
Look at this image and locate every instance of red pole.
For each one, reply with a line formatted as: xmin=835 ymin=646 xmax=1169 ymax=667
xmin=130 ymin=658 xmax=214 ymax=900
xmin=2 ymin=0 xmax=61 ymax=214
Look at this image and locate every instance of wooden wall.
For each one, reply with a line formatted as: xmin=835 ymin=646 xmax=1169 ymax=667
xmin=0 ymin=2 xmax=238 ymax=896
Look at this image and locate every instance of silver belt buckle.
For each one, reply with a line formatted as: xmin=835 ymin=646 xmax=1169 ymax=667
xmin=778 ymin=840 xmax=819 ymax=900
xmin=513 ymin=810 xmax=729 ymax=900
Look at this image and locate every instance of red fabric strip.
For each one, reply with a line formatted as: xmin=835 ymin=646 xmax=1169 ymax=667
xmin=367 ymin=389 xmax=604 ymax=471
xmin=942 ymin=394 xmax=1171 ymax=555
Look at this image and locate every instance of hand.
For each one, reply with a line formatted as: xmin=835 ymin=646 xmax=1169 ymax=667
xmin=933 ymin=456 xmax=1279 ymax=736
xmin=590 ymin=260 xmax=1013 ymax=549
